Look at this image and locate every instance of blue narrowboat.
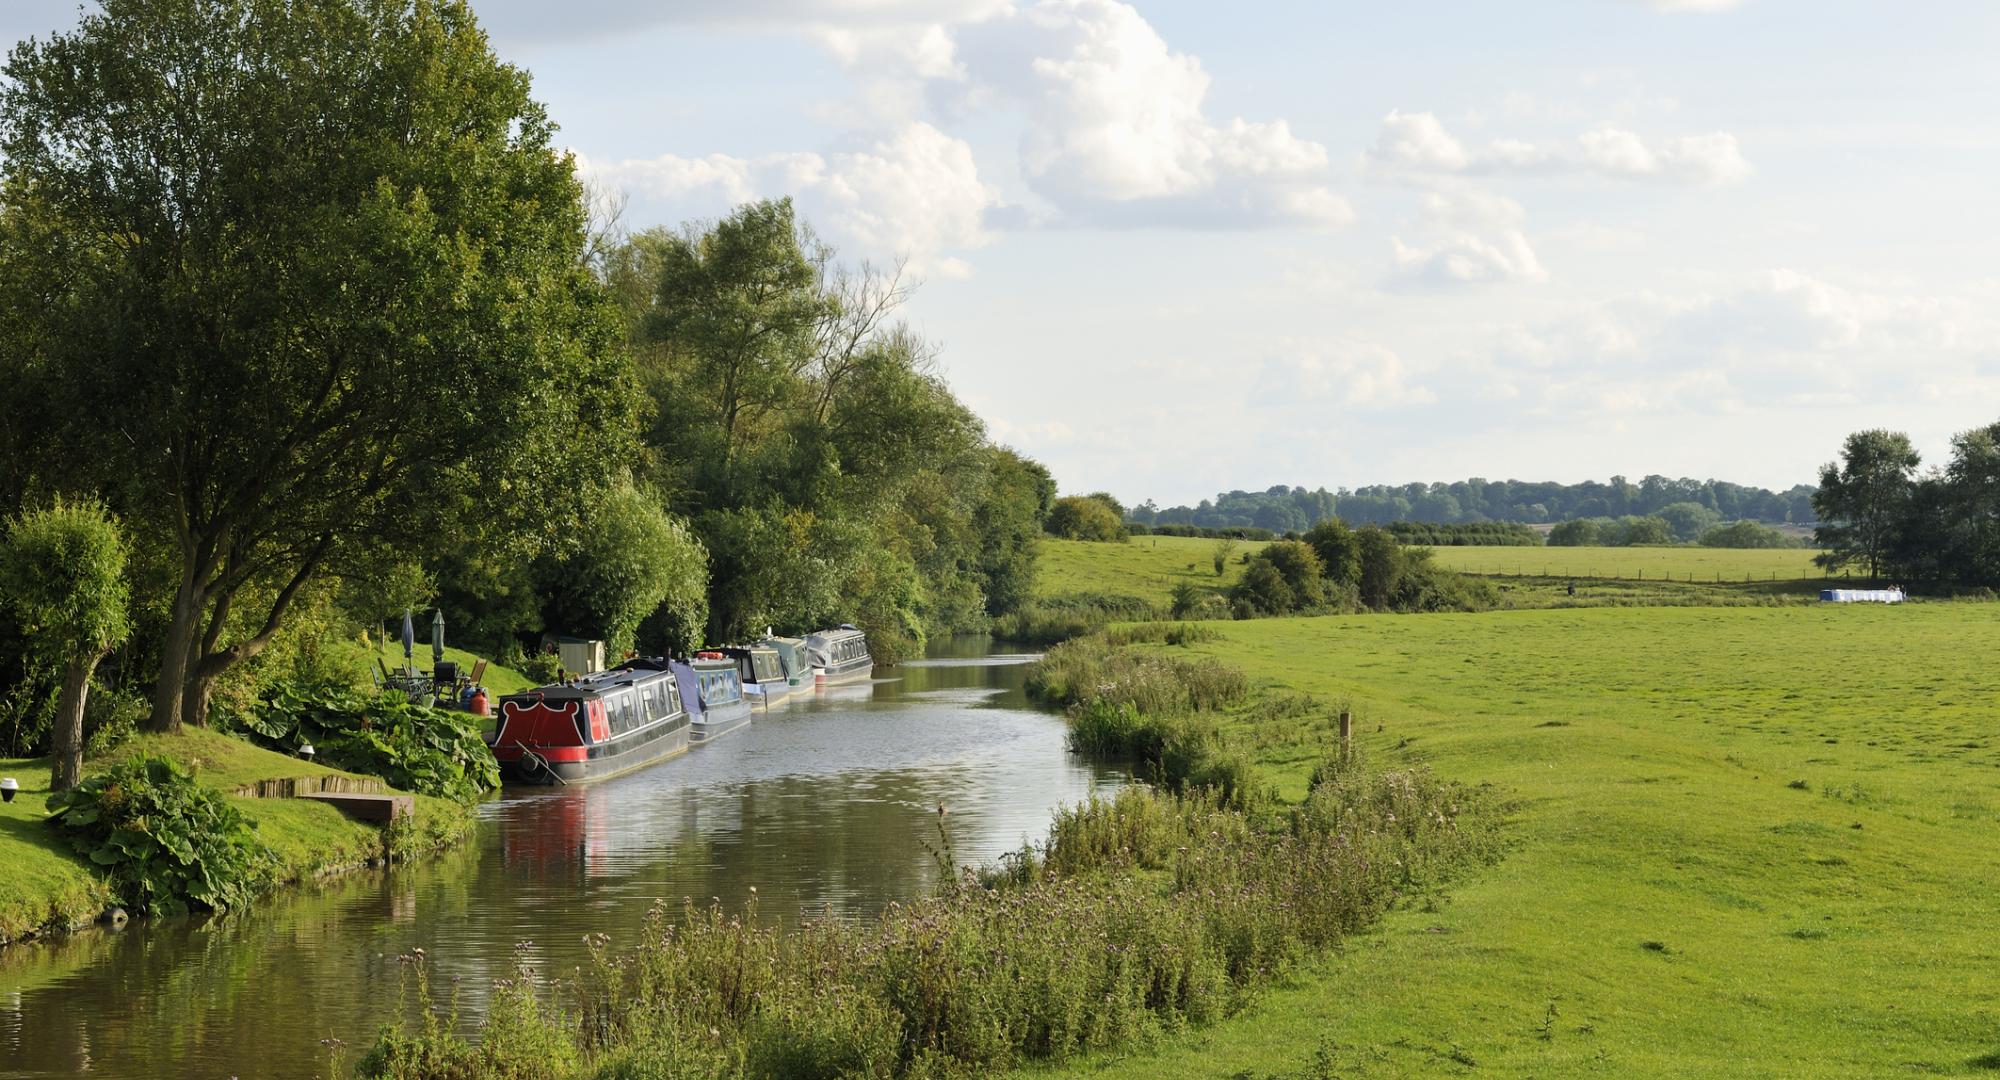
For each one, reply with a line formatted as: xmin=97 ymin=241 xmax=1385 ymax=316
xmin=671 ymin=653 xmax=754 ymax=743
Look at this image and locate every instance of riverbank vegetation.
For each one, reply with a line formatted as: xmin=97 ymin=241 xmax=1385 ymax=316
xmin=352 ymin=667 xmax=1496 ymax=1080
xmin=0 ymin=727 xmax=468 ymax=943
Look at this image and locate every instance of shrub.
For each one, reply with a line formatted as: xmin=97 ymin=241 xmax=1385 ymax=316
xmin=1026 ymin=637 xmax=1248 ymax=716
xmin=1546 ymin=519 xmax=1600 ymax=546
xmin=1232 ymin=541 xmax=1325 ymax=615
xmin=1303 ymin=519 xmax=1360 ymax=586
xmin=228 ymin=681 xmax=500 ymax=802
xmin=989 ymin=592 xmax=1158 ymax=645
xmin=1391 ymin=550 xmax=1499 ymax=613
xmin=1045 ymin=496 xmax=1125 ymax=542
xmin=45 ymin=755 xmax=273 ymax=915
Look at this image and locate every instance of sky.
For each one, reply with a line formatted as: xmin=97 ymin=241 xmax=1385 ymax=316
xmin=7 ymin=1 xmax=1998 ymax=506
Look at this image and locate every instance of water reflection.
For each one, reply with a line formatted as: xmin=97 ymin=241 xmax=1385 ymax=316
xmin=0 ymin=641 xmax=1115 ymax=1080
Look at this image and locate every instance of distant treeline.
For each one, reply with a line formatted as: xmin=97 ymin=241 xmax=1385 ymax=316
xmin=1128 ymin=477 xmax=1817 ymax=531
xmin=1383 ymin=522 xmax=1540 ymax=547
xmin=1128 ymin=523 xmax=1279 ymax=541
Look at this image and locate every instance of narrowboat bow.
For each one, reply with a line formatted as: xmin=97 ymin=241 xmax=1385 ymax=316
xmin=490 ymin=660 xmax=689 ymax=785
xmin=803 ymin=626 xmax=872 ymax=687
xmin=671 ymin=653 xmax=755 ymax=743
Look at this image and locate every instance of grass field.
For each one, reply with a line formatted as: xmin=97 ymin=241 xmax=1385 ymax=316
xmin=1425 ymin=544 xmax=1827 ymax=582
xmin=1035 ymin=535 xmax=1267 ymax=606
xmin=1022 ymin=604 xmax=2000 ymax=1078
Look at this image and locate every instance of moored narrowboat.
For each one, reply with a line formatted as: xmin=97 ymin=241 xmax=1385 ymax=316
xmin=803 ymin=626 xmax=872 ymax=686
xmin=491 ymin=659 xmax=689 ymax=785
xmin=759 ymin=635 xmax=813 ymax=691
xmin=671 ymin=653 xmax=754 ymax=743
xmin=720 ymin=645 xmax=791 ymax=709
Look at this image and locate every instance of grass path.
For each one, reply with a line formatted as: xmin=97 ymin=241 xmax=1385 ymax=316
xmin=1027 ymin=604 xmax=2000 ymax=1078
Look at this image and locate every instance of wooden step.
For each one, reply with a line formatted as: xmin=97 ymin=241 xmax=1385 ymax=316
xmin=299 ymin=791 xmax=413 ymax=823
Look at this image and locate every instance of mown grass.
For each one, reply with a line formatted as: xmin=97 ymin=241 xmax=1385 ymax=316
xmin=1424 ymin=543 xmax=1826 ymax=581
xmin=0 ymin=727 xmax=468 ymax=943
xmin=1016 ymin=603 xmax=2000 ymax=1078
xmin=337 ymin=637 xmax=540 ymax=697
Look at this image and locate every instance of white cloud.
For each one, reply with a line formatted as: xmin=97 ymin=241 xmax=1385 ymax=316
xmin=1367 ymin=110 xmax=1471 ymax=172
xmin=1390 ymin=190 xmax=1546 ymax=287
xmin=576 ymin=122 xmax=997 ymax=274
xmin=1487 ymin=271 xmax=1995 ymax=417
xmin=1369 ymin=112 xmax=1753 ymax=187
xmin=948 ymin=0 xmax=1350 ymax=227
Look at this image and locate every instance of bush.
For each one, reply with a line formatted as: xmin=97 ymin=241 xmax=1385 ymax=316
xmin=1546 ymin=519 xmax=1600 ymax=546
xmin=1026 ymin=636 xmax=1249 ymax=716
xmin=1232 ymin=541 xmax=1325 ymax=615
xmin=228 ymin=681 xmax=500 ymax=803
xmin=1044 ymin=496 xmax=1125 ymax=542
xmin=989 ymin=592 xmax=1158 ymax=645
xmin=45 ymin=755 xmax=273 ymax=915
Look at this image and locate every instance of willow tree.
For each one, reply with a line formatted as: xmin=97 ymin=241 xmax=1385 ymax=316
xmin=0 ymin=0 xmax=633 ymax=731
xmin=0 ymin=501 xmax=130 ymax=791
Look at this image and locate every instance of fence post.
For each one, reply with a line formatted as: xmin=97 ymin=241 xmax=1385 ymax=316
xmin=1338 ymin=710 xmax=1353 ymax=747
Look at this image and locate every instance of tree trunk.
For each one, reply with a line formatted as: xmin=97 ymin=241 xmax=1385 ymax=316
xmin=149 ymin=576 xmax=204 ymax=733
xmin=180 ymin=669 xmax=220 ymax=734
xmin=51 ymin=658 xmax=96 ymax=792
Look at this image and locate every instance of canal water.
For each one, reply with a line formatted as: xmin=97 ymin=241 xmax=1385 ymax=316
xmin=0 ymin=641 xmax=1118 ymax=1079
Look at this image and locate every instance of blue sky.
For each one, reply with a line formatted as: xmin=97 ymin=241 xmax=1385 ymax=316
xmin=9 ymin=1 xmax=1998 ymax=505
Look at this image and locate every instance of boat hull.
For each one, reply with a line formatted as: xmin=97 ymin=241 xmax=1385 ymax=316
xmin=498 ymin=719 xmax=690 ymax=786
xmin=744 ymin=680 xmax=791 ymax=709
xmin=814 ymin=658 xmax=873 ymax=686
xmin=690 ymin=698 xmax=754 ymax=743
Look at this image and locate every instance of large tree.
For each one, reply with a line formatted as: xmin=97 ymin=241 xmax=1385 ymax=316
xmin=1813 ymin=429 xmax=1920 ymax=581
xmin=0 ymin=0 xmax=633 ymax=731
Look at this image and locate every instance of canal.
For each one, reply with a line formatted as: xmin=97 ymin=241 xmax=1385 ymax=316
xmin=0 ymin=641 xmax=1118 ymax=1079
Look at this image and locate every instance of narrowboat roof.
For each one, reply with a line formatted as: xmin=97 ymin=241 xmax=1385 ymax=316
xmin=503 ymin=660 xmax=678 ymax=702
xmin=717 ymin=645 xmax=780 ymax=658
xmin=804 ymin=626 xmax=867 ymax=646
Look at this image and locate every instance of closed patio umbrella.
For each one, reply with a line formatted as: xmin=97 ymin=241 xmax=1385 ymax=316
xmin=431 ymin=609 xmax=445 ymax=665
xmin=401 ymin=610 xmax=416 ymax=674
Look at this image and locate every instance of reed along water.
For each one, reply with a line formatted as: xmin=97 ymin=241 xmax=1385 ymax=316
xmin=0 ymin=639 xmax=1120 ymax=1080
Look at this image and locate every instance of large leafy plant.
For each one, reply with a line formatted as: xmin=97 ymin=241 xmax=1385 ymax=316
xmin=46 ymin=755 xmax=272 ymax=915
xmin=233 ymin=683 xmax=500 ymax=803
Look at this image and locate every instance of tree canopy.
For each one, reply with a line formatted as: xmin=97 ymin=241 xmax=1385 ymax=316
xmin=0 ymin=0 xmax=634 ymax=729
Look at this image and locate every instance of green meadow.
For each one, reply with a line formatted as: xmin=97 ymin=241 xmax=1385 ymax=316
xmin=1035 ymin=535 xmax=1269 ymax=604
xmin=1026 ymin=603 xmax=2000 ymax=1078
xmin=1425 ymin=544 xmax=1827 ymax=582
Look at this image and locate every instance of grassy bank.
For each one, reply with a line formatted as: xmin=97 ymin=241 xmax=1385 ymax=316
xmin=0 ymin=727 xmax=470 ymax=943
xmin=1035 ymin=536 xmax=1268 ymax=605
xmin=1024 ymin=604 xmax=2000 ymax=1077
